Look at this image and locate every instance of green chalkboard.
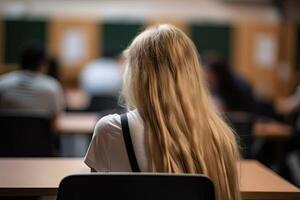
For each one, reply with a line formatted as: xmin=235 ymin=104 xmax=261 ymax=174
xmin=191 ymin=24 xmax=232 ymax=62
xmin=101 ymin=22 xmax=143 ymax=57
xmin=4 ymin=19 xmax=47 ymax=64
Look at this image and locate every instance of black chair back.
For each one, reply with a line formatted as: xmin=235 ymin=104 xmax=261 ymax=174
xmin=87 ymin=95 xmax=125 ymax=114
xmin=0 ymin=110 xmax=53 ymax=157
xmin=57 ymin=173 xmax=215 ymax=200
xmin=225 ymin=112 xmax=253 ymax=158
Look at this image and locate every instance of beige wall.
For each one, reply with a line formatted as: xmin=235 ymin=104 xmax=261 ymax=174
xmin=1 ymin=0 xmax=299 ymax=95
xmin=233 ymin=22 xmax=281 ymax=99
xmin=48 ymin=19 xmax=99 ymax=87
xmin=0 ymin=0 xmax=279 ymax=23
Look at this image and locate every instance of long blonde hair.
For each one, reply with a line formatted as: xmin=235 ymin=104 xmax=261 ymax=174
xmin=122 ymin=24 xmax=241 ymax=200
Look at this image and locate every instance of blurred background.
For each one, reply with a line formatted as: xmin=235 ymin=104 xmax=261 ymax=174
xmin=0 ymin=0 xmax=300 ymax=189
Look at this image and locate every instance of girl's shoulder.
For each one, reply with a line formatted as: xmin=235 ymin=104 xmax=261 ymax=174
xmin=93 ymin=109 xmax=142 ymax=138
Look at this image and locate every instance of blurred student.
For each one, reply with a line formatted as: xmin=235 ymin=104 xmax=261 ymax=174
xmin=275 ymin=85 xmax=300 ymax=140
xmin=276 ymin=85 xmax=300 ymax=120
xmin=85 ymin=25 xmax=241 ymax=200
xmin=203 ymin=54 xmax=254 ymax=113
xmin=80 ymin=54 xmax=123 ymax=96
xmin=0 ymin=44 xmax=65 ymax=116
xmin=48 ymin=57 xmax=62 ymax=84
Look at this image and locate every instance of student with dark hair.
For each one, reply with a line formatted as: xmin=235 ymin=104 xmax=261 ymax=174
xmin=20 ymin=44 xmax=47 ymax=71
xmin=47 ymin=57 xmax=62 ymax=83
xmin=0 ymin=44 xmax=65 ymax=116
xmin=203 ymin=54 xmax=254 ymax=113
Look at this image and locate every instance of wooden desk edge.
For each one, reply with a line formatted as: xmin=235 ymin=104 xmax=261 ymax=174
xmin=252 ymin=160 xmax=300 ymax=191
xmin=242 ymin=191 xmax=300 ymax=200
xmin=1 ymin=188 xmax=300 ymax=199
xmin=241 ymin=160 xmax=300 ymax=199
xmin=0 ymin=188 xmax=57 ymax=196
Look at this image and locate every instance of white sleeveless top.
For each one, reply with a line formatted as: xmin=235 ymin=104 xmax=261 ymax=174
xmin=84 ymin=110 xmax=149 ymax=172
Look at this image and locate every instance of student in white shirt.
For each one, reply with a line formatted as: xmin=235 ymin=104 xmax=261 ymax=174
xmin=80 ymin=56 xmax=123 ymax=96
xmin=85 ymin=24 xmax=241 ymax=200
xmin=0 ymin=45 xmax=65 ymax=116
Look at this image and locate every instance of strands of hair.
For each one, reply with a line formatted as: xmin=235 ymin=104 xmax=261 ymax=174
xmin=122 ymin=24 xmax=241 ymax=200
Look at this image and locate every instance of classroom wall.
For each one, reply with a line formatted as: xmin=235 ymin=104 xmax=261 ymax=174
xmin=0 ymin=21 xmax=3 ymax=67
xmin=232 ymin=22 xmax=281 ymax=99
xmin=0 ymin=0 xmax=299 ymax=99
xmin=277 ymin=22 xmax=298 ymax=97
xmin=0 ymin=0 xmax=279 ymax=22
xmin=48 ymin=19 xmax=100 ymax=85
xmin=284 ymin=0 xmax=300 ymax=22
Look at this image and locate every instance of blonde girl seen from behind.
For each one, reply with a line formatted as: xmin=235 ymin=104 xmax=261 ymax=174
xmin=122 ymin=24 xmax=241 ymax=200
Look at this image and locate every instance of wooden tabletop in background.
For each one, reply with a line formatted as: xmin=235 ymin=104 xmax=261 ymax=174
xmin=65 ymin=89 xmax=89 ymax=111
xmin=253 ymin=121 xmax=292 ymax=139
xmin=0 ymin=159 xmax=299 ymax=199
xmin=55 ymin=112 xmax=99 ymax=134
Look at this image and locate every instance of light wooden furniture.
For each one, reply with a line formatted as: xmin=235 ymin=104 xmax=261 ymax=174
xmin=0 ymin=159 xmax=299 ymax=199
xmin=48 ymin=19 xmax=99 ymax=87
xmin=65 ymin=89 xmax=89 ymax=111
xmin=0 ymin=19 xmax=3 ymax=67
xmin=0 ymin=158 xmax=89 ymax=196
xmin=277 ymin=22 xmax=298 ymax=97
xmin=253 ymin=121 xmax=292 ymax=173
xmin=253 ymin=121 xmax=292 ymax=139
xmin=55 ymin=112 xmax=99 ymax=134
xmin=233 ymin=22 xmax=281 ymax=100
xmin=240 ymin=160 xmax=300 ymax=200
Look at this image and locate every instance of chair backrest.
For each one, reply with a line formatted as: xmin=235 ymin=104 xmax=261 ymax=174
xmin=225 ymin=112 xmax=253 ymax=158
xmin=0 ymin=110 xmax=53 ymax=157
xmin=57 ymin=173 xmax=215 ymax=200
xmin=88 ymin=95 xmax=119 ymax=112
xmin=87 ymin=95 xmax=125 ymax=114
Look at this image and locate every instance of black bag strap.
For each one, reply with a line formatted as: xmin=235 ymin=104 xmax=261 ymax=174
xmin=120 ymin=113 xmax=141 ymax=172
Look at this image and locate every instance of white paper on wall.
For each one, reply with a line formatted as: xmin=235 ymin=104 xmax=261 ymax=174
xmin=60 ymin=28 xmax=87 ymax=66
xmin=254 ymin=34 xmax=277 ymax=69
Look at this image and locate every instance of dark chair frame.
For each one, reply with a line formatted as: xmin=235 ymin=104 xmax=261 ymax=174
xmin=57 ymin=173 xmax=215 ymax=200
xmin=0 ymin=109 xmax=54 ymax=157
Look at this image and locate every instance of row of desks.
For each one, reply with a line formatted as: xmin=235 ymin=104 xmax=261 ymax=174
xmin=56 ymin=112 xmax=293 ymax=138
xmin=56 ymin=112 xmax=99 ymax=134
xmin=64 ymin=89 xmax=293 ymax=138
xmin=1 ymin=91 xmax=297 ymax=199
xmin=0 ymin=159 xmax=299 ymax=199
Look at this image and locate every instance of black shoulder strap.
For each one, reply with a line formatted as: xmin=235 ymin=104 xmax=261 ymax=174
xmin=120 ymin=113 xmax=141 ymax=172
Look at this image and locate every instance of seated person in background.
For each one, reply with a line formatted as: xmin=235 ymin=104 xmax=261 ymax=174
xmin=80 ymin=53 xmax=123 ymax=96
xmin=0 ymin=44 xmax=65 ymax=117
xmin=203 ymin=54 xmax=254 ymax=113
xmin=276 ymin=85 xmax=300 ymax=121
xmin=48 ymin=57 xmax=62 ymax=84
xmin=85 ymin=25 xmax=241 ymax=200
xmin=275 ymin=84 xmax=300 ymax=139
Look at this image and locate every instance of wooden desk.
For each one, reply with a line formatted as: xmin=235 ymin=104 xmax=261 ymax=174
xmin=0 ymin=159 xmax=299 ymax=199
xmin=65 ymin=89 xmax=89 ymax=111
xmin=240 ymin=160 xmax=299 ymax=199
xmin=55 ymin=113 xmax=99 ymax=134
xmin=253 ymin=121 xmax=292 ymax=172
xmin=253 ymin=121 xmax=292 ymax=139
xmin=0 ymin=158 xmax=88 ymax=196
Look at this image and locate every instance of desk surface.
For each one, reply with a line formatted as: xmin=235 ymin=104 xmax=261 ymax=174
xmin=253 ymin=121 xmax=292 ymax=139
xmin=65 ymin=89 xmax=89 ymax=111
xmin=239 ymin=160 xmax=299 ymax=199
xmin=55 ymin=112 xmax=99 ymax=134
xmin=56 ymin=111 xmax=293 ymax=139
xmin=0 ymin=159 xmax=299 ymax=199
